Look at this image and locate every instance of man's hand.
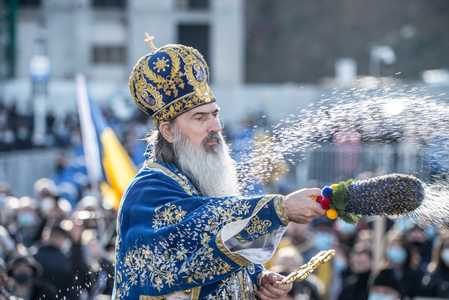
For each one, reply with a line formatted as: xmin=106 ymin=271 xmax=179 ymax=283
xmin=256 ymin=272 xmax=293 ymax=300
xmin=284 ymin=188 xmax=325 ymax=223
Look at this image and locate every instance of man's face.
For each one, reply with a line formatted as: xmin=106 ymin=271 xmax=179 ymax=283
xmin=173 ymin=103 xmax=222 ymax=153
xmin=350 ymin=251 xmax=371 ymax=273
xmin=160 ymin=102 xmax=239 ymax=196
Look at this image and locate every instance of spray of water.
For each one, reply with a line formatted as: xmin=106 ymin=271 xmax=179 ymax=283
xmin=408 ymin=181 xmax=449 ymax=226
xmin=236 ymin=79 xmax=449 ymax=227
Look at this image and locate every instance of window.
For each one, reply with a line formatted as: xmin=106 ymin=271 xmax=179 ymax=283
xmin=177 ymin=24 xmax=210 ymax=68
xmin=18 ymin=0 xmax=41 ymax=7
xmin=176 ymin=0 xmax=209 ymax=11
xmin=91 ymin=45 xmax=126 ymax=64
xmin=92 ymin=0 xmax=125 ymax=9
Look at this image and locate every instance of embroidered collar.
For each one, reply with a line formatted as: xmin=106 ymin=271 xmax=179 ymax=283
xmin=145 ymin=160 xmax=200 ymax=195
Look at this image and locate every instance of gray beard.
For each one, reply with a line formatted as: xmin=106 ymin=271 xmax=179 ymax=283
xmin=173 ymin=129 xmax=240 ymax=197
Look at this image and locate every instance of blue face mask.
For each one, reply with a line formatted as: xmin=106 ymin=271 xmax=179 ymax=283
xmin=394 ymin=218 xmax=413 ymax=232
xmin=337 ymin=220 xmax=356 ymax=235
xmin=425 ymin=225 xmax=436 ymax=239
xmin=314 ymin=232 xmax=335 ymax=251
xmin=334 ymin=257 xmax=347 ymax=273
xmin=387 ymin=246 xmax=406 ymax=264
xmin=17 ymin=212 xmax=38 ymax=227
xmin=368 ymin=292 xmax=397 ymax=300
xmin=441 ymin=249 xmax=449 ymax=266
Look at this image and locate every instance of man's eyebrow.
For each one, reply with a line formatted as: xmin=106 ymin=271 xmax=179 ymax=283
xmin=191 ymin=109 xmax=220 ymax=118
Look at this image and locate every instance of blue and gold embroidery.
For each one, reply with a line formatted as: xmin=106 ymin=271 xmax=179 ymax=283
xmin=274 ymin=195 xmax=289 ymax=226
xmin=114 ymin=163 xmax=286 ymax=299
xmin=153 ymin=57 xmax=169 ymax=73
xmin=129 ymin=43 xmax=215 ymax=125
xmin=245 ymin=216 xmax=272 ymax=237
xmin=152 ymin=203 xmax=187 ymax=230
xmin=145 ymin=161 xmax=197 ymax=195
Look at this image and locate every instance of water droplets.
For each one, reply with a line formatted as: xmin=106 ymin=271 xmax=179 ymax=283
xmin=236 ymin=81 xmax=449 ymax=226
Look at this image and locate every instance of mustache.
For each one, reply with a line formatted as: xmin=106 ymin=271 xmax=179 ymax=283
xmin=203 ymin=132 xmax=221 ymax=144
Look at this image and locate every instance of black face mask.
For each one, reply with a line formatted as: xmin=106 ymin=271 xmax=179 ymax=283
xmin=13 ymin=272 xmax=33 ymax=285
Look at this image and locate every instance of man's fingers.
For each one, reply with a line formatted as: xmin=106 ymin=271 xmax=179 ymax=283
xmin=256 ymin=286 xmax=278 ymax=299
xmin=275 ymin=281 xmax=293 ymax=291
xmin=304 ymin=188 xmax=322 ymax=198
xmin=265 ymin=272 xmax=283 ymax=284
xmin=259 ymin=273 xmax=293 ymax=298
xmin=256 ymin=290 xmax=269 ymax=300
xmin=262 ymin=283 xmax=289 ymax=297
xmin=259 ymin=284 xmax=279 ymax=299
xmin=311 ymin=205 xmax=326 ymax=216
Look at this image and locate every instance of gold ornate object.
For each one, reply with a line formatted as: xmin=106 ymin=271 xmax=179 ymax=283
xmin=282 ymin=249 xmax=336 ymax=284
xmin=129 ymin=38 xmax=214 ymax=124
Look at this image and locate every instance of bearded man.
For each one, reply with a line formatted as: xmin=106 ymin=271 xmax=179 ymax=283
xmin=113 ymin=38 xmax=325 ymax=300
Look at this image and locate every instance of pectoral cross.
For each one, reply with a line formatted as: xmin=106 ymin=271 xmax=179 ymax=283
xmin=144 ymin=33 xmax=157 ymax=52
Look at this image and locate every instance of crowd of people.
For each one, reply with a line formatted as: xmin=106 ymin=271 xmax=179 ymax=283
xmin=0 ymin=101 xmax=81 ymax=152
xmin=1 ymin=174 xmax=449 ymax=299
xmin=269 ymin=216 xmax=449 ymax=300
xmin=1 ymin=100 xmax=449 ymax=299
xmin=0 ymin=178 xmax=116 ymax=299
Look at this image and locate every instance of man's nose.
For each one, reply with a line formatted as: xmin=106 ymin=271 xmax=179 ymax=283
xmin=208 ymin=116 xmax=222 ymax=133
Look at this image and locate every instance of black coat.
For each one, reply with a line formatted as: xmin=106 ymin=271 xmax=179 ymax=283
xmin=338 ymin=271 xmax=371 ymax=300
xmin=33 ymin=243 xmax=89 ymax=300
xmin=421 ymin=265 xmax=449 ymax=298
xmin=29 ymin=280 xmax=57 ymax=300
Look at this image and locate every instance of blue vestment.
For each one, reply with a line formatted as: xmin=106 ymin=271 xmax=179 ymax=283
xmin=113 ymin=160 xmax=288 ymax=299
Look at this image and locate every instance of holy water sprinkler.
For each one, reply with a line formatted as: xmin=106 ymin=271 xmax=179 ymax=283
xmin=316 ymin=174 xmax=425 ymax=223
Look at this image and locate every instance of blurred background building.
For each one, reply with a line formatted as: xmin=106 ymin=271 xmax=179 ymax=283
xmin=1 ymin=0 xmax=449 ymax=120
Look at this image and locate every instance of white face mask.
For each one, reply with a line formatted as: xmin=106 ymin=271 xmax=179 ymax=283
xmin=337 ymin=219 xmax=356 ymax=235
xmin=40 ymin=197 xmax=55 ymax=215
xmin=17 ymin=211 xmax=38 ymax=227
xmin=313 ymin=232 xmax=335 ymax=251
xmin=62 ymin=239 xmax=72 ymax=254
xmin=368 ymin=292 xmax=397 ymax=300
xmin=441 ymin=248 xmax=449 ymax=265
xmin=386 ymin=246 xmax=406 ymax=265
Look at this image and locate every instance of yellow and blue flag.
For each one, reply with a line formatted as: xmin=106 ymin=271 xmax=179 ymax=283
xmin=76 ymin=74 xmax=136 ymax=209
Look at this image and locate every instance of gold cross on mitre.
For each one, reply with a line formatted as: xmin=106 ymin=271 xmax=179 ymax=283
xmin=144 ymin=33 xmax=158 ymax=52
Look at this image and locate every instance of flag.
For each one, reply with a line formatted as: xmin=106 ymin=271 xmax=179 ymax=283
xmin=76 ymin=74 xmax=136 ymax=209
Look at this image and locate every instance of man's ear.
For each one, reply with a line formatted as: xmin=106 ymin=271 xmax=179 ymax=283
xmin=159 ymin=122 xmax=175 ymax=143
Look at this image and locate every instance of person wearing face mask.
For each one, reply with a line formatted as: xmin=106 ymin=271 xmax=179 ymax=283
xmin=310 ymin=218 xmax=337 ymax=299
xmin=15 ymin=197 xmax=46 ymax=247
xmin=335 ymin=219 xmax=357 ymax=249
xmin=33 ymin=222 xmax=90 ymax=300
xmin=338 ymin=247 xmax=372 ymax=300
xmin=421 ymin=235 xmax=449 ymax=298
xmin=385 ymin=235 xmax=427 ymax=299
xmin=403 ymin=225 xmax=433 ymax=268
xmin=368 ymin=268 xmax=401 ymax=300
xmin=6 ymin=255 xmax=56 ymax=300
xmin=329 ymin=246 xmax=348 ymax=300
